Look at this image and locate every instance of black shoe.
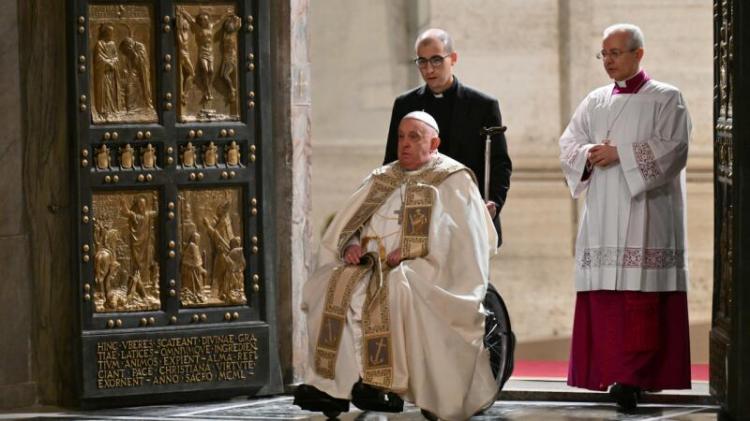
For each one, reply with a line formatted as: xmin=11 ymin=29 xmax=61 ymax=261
xmin=293 ymin=384 xmax=349 ymax=417
xmin=420 ymin=408 xmax=439 ymax=420
xmin=350 ymin=379 xmax=404 ymax=413
xmin=609 ymin=383 xmax=640 ymax=412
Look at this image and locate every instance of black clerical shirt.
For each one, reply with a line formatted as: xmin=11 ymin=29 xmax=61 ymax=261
xmin=422 ymin=79 xmax=458 ymax=152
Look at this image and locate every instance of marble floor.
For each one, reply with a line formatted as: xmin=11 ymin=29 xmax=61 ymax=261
xmin=0 ymin=392 xmax=721 ymax=421
xmin=0 ymin=398 xmax=721 ymax=421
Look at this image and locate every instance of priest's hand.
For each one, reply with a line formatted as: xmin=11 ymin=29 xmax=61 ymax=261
xmin=588 ymin=143 xmax=619 ymax=167
xmin=486 ymin=201 xmax=497 ymax=219
xmin=386 ymin=248 xmax=402 ymax=267
xmin=344 ymin=244 xmax=364 ymax=265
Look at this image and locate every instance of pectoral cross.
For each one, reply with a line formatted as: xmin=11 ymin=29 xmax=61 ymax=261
xmin=393 ymin=205 xmax=404 ymax=225
xmin=393 ymin=186 xmax=405 ymax=225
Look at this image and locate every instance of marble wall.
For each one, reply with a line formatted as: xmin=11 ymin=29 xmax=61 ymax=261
xmin=0 ymin=0 xmax=35 ymax=409
xmin=17 ymin=0 xmax=74 ymax=407
xmin=288 ymin=0 xmax=313 ymax=385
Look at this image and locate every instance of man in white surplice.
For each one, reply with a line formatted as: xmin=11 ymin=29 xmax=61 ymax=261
xmin=560 ymin=24 xmax=692 ymax=411
xmin=294 ymin=111 xmax=499 ymax=420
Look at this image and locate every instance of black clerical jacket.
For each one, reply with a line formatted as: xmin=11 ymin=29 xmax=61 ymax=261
xmin=383 ymin=77 xmax=512 ymax=246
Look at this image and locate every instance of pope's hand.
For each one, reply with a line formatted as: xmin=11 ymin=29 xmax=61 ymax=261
xmin=386 ymin=248 xmax=402 ymax=267
xmin=485 ymin=201 xmax=497 ymax=219
xmin=588 ymin=143 xmax=619 ymax=167
xmin=344 ymin=244 xmax=364 ymax=265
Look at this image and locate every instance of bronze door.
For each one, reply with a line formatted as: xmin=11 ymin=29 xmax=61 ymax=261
xmin=69 ymin=0 xmax=281 ymax=405
xmin=711 ymin=0 xmax=750 ymax=418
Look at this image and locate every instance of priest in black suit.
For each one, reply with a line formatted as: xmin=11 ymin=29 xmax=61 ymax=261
xmin=383 ymin=28 xmax=512 ymax=246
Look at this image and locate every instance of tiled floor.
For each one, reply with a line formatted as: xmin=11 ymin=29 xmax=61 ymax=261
xmin=0 ymin=389 xmax=721 ymax=421
xmin=0 ymin=398 xmax=720 ymax=420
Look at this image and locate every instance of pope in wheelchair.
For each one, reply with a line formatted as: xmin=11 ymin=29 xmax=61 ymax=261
xmin=294 ymin=112 xmax=514 ymax=421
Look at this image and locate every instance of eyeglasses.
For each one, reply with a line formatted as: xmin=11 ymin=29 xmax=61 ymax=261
xmin=414 ymin=54 xmax=450 ymax=68
xmin=596 ymin=48 xmax=637 ymax=60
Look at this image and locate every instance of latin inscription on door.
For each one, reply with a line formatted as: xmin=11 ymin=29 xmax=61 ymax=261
xmin=82 ymin=326 xmax=269 ymax=397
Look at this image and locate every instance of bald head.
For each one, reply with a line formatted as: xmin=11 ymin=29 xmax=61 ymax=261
xmin=603 ymin=23 xmax=645 ymax=50
xmin=415 ymin=28 xmax=454 ymax=54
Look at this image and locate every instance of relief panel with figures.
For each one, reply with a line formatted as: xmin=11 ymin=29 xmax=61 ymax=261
xmin=92 ymin=190 xmax=160 ymax=312
xmin=88 ymin=4 xmax=158 ymax=124
xmin=175 ymin=3 xmax=241 ymax=122
xmin=178 ymin=188 xmax=246 ymax=307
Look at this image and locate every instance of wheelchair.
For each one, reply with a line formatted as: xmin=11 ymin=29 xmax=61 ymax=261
xmin=484 ymin=282 xmax=516 ymax=391
xmin=295 ymin=283 xmax=515 ymax=420
xmin=420 ymin=283 xmax=515 ymax=421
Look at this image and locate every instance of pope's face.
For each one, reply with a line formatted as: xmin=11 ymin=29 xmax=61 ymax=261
xmin=416 ymin=40 xmax=457 ymax=94
xmin=397 ymin=119 xmax=439 ymax=171
xmin=601 ymin=31 xmax=643 ymax=81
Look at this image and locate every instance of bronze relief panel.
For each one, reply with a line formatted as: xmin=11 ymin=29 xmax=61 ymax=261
xmin=92 ymin=190 xmax=161 ymax=313
xmin=175 ymin=3 xmax=241 ymax=123
xmin=178 ymin=188 xmax=246 ymax=307
xmin=73 ymin=0 xmax=277 ymax=402
xmin=88 ymin=4 xmax=158 ymax=124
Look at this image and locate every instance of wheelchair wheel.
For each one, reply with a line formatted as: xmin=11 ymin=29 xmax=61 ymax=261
xmin=483 ymin=283 xmax=516 ymax=390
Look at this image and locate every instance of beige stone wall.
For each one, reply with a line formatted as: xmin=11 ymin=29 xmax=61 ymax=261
xmin=429 ymin=0 xmax=563 ymax=152
xmin=310 ymin=1 xmax=414 ymax=146
xmin=312 ymin=0 xmax=712 ymax=154
xmin=310 ymin=0 xmax=714 ymax=364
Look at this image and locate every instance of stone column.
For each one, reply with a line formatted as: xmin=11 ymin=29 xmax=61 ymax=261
xmin=0 ymin=0 xmax=36 ymax=408
xmin=558 ymin=0 xmax=594 ymax=255
xmin=289 ymin=0 xmax=312 ymax=385
xmin=272 ymin=0 xmax=312 ymax=386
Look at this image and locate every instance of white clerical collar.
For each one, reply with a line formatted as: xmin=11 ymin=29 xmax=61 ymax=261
xmin=429 ymin=77 xmax=456 ymax=99
xmin=615 ymin=69 xmax=642 ymax=87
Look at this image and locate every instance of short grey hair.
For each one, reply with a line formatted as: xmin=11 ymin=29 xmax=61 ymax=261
xmin=415 ymin=28 xmax=454 ymax=54
xmin=603 ymin=23 xmax=645 ymax=50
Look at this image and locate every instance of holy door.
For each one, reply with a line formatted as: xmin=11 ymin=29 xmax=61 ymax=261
xmin=68 ymin=0 xmax=281 ymax=405
xmin=711 ymin=1 xmax=750 ymax=419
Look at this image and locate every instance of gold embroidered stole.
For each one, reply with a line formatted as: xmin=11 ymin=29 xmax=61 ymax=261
xmin=360 ymin=181 xmax=452 ymax=387
xmin=317 ymin=155 xmax=469 ymax=387
xmin=314 ymin=253 xmax=378 ymax=379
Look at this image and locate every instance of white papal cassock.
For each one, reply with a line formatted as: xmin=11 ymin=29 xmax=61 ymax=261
xmin=302 ymin=153 xmax=498 ymax=421
xmin=559 ymin=77 xmax=691 ymax=292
